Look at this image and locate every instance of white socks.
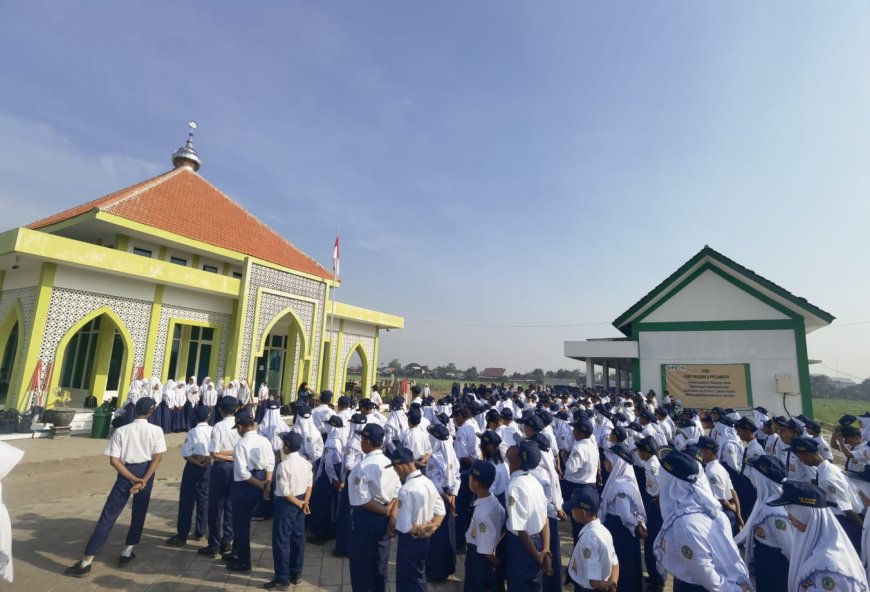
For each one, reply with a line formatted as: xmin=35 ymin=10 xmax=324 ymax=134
xmin=81 ymin=555 xmax=94 ymax=567
xmin=121 ymin=545 xmax=135 ymax=558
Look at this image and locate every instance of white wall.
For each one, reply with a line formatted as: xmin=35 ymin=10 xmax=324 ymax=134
xmin=53 ymin=265 xmax=155 ymax=299
xmin=339 ymin=320 xmax=377 ymax=338
xmin=638 ymin=329 xmax=803 ymax=417
xmin=162 ymin=285 xmax=234 ymax=314
xmin=1 ymin=262 xmax=41 ymax=290
xmin=643 ymin=269 xmax=789 ymax=322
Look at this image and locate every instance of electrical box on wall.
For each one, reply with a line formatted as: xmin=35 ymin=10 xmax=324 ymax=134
xmin=775 ymin=374 xmax=798 ymax=395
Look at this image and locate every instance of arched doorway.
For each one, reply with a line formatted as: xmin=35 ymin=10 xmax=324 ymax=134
xmin=51 ymin=310 xmax=134 ymax=408
xmin=0 ymin=303 xmax=24 ymax=408
xmin=254 ymin=309 xmax=307 ymax=404
xmin=341 ymin=343 xmax=369 ymax=398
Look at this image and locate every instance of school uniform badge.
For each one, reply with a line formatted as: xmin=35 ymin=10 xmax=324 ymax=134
xmin=508 ymin=496 xmax=516 ymax=506
xmin=353 ymin=477 xmax=361 ymax=485
xmin=680 ymin=545 xmax=693 ymax=560
xmin=774 ymin=518 xmax=787 ymax=530
xmin=582 ymin=548 xmax=592 ymax=559
xmin=822 ymin=576 xmax=835 ymax=591
xmin=755 ymin=526 xmax=766 ymax=540
xmin=479 ymin=522 xmax=486 ymax=533
xmin=471 ymin=525 xmax=477 ymax=538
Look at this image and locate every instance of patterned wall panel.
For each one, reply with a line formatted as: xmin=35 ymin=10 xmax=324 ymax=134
xmin=238 ymin=263 xmax=327 ymax=384
xmin=334 ymin=332 xmax=375 ymax=394
xmin=38 ymin=287 xmax=151 ymax=376
xmin=0 ymin=287 xmax=37 ymax=396
xmin=152 ymin=304 xmax=232 ymax=380
xmin=325 ymin=329 xmax=338 ymax=393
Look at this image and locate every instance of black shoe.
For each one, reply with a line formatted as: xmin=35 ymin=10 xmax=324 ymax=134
xmin=263 ymin=580 xmax=291 ymax=590
xmin=220 ymin=544 xmax=233 ymax=554
xmin=197 ymin=546 xmax=218 ymax=557
xmin=289 ymin=575 xmax=300 ymax=585
xmin=222 ymin=552 xmax=238 ymax=562
xmin=226 ymin=561 xmax=252 ymax=573
xmin=118 ymin=552 xmax=136 ymax=567
xmin=64 ymin=562 xmax=91 ymax=578
xmin=191 ymin=532 xmax=204 ymax=541
xmin=165 ymin=535 xmax=187 ymax=547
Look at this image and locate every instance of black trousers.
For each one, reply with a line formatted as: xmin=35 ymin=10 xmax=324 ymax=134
xmin=176 ymin=462 xmax=210 ymax=540
xmin=84 ymin=462 xmax=153 ymax=556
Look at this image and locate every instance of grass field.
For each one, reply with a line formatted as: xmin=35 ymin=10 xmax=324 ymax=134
xmin=813 ymin=397 xmax=870 ymax=426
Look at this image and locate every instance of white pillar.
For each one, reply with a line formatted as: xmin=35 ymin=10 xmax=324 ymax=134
xmin=586 ymin=358 xmax=594 ymax=389
xmin=615 ymin=365 xmax=621 ymax=395
xmin=603 ymin=361 xmax=610 ymax=389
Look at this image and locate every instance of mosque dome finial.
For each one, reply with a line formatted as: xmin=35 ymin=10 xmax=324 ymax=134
xmin=172 ymin=120 xmax=201 ymax=171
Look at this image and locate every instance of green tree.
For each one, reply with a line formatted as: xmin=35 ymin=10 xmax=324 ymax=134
xmin=463 ymin=366 xmax=478 ymax=381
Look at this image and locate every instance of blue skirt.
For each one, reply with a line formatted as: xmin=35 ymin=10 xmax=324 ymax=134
xmin=426 ymin=505 xmax=456 ymax=581
xmin=604 ymin=513 xmax=641 ymax=592
xmin=308 ymin=468 xmax=337 ymax=540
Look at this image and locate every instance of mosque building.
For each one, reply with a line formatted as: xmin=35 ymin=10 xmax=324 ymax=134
xmin=0 ymin=131 xmax=402 ymax=413
xmin=565 ymin=246 xmax=834 ymax=418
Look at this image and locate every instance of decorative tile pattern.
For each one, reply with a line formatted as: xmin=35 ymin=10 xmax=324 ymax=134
xmin=335 ymin=332 xmax=375 ymax=393
xmin=239 ymin=263 xmax=327 ymax=384
xmin=325 ymin=329 xmax=339 ymax=393
xmin=152 ymin=304 xmax=232 ymax=380
xmin=38 ymin=287 xmax=151 ymax=378
xmin=0 ymin=287 xmax=37 ymax=397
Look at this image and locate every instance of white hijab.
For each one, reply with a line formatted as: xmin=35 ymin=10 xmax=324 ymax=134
xmin=0 ymin=442 xmax=24 ymax=583
xmin=787 ymin=503 xmax=868 ymax=592
xmin=431 ymin=436 xmax=460 ymax=493
xmin=238 ymin=380 xmax=251 ymax=405
xmin=753 ymin=409 xmax=769 ymax=429
xmin=259 ymin=405 xmax=289 ymax=451
xmin=292 ymin=413 xmax=323 ymax=462
xmin=599 ymin=448 xmax=646 ymax=533
xmin=734 ymin=464 xmax=787 ymax=565
xmin=126 ymin=379 xmax=143 ymax=405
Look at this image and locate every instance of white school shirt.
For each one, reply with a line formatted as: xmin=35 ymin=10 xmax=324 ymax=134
xmin=564 ymin=438 xmax=599 ymax=485
xmin=466 ymin=494 xmax=505 ymax=555
xmin=181 ymin=423 xmax=213 ymax=458
xmin=506 ymin=471 xmax=548 ymax=536
xmin=704 ymin=460 xmax=734 ymax=501
xmin=201 ymin=385 xmax=218 ymax=407
xmin=209 ymin=416 xmax=241 ymax=454
xmin=105 ymin=419 xmax=167 ymax=464
xmin=454 ymin=422 xmax=481 ymax=461
xmin=847 ymin=443 xmax=870 ymax=472
xmin=817 ymin=460 xmax=861 ymax=515
xmin=780 ymin=447 xmax=816 ymax=482
xmin=401 ymin=426 xmax=432 ymax=461
xmin=643 ymin=455 xmax=661 ymax=497
xmin=489 ymin=460 xmax=511 ymax=497
xmin=814 ymin=435 xmax=834 ymax=462
xmin=348 ymin=449 xmax=401 ymax=506
xmin=311 ymin=404 xmax=334 ymax=435
xmin=395 ymin=471 xmax=446 ymax=533
xmin=233 ymin=431 xmax=276 ymax=482
xmin=274 ymin=452 xmax=313 ymax=498
xmin=569 ymin=520 xmax=618 ymax=589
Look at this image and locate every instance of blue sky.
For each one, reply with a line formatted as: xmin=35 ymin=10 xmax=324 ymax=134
xmin=1 ymin=2 xmax=869 ymax=379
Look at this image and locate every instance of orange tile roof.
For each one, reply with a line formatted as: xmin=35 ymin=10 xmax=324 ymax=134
xmin=27 ymin=167 xmax=333 ymax=279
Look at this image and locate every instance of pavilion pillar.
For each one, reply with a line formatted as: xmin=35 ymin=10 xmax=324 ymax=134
xmin=586 ymin=358 xmax=594 ymax=390
xmin=603 ymin=361 xmax=610 ymax=389
xmin=615 ymin=365 xmax=621 ymax=396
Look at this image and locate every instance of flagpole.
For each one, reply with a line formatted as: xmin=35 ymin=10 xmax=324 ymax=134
xmin=330 ymin=228 xmax=338 ymax=336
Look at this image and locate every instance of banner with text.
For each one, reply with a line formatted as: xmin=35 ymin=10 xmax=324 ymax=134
xmin=662 ymin=363 xmax=751 ymax=409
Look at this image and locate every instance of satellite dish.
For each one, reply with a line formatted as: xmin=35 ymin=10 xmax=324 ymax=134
xmin=189 ymin=120 xmax=197 ymax=130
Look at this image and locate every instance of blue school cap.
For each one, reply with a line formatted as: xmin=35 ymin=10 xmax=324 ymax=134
xmin=135 ymin=397 xmax=156 ymax=415
xmin=194 ymin=405 xmax=211 ymax=422
xmin=280 ymin=431 xmax=303 ymax=452
xmin=767 ymin=481 xmax=830 ymax=509
xmin=470 ymin=460 xmax=496 ymax=488
xmin=219 ymin=396 xmax=239 ymax=412
xmin=563 ymin=486 xmax=600 ymax=514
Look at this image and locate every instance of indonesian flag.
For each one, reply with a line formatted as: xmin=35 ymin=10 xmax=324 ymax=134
xmin=333 ymin=233 xmax=340 ymax=280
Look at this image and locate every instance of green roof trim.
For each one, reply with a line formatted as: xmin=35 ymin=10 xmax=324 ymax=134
xmin=613 ymin=246 xmax=835 ymax=336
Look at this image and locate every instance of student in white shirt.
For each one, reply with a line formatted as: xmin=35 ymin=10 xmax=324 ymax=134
xmin=65 ymin=397 xmax=167 ymax=577
xmin=167 ymin=405 xmax=213 ymax=546
xmin=599 ymin=444 xmax=646 ymax=592
xmin=266 ymin=432 xmax=313 ymax=590
xmin=347 ymin=423 xmax=401 ymax=592
xmin=768 ymin=480 xmax=869 ymax=592
xmin=564 ymin=486 xmax=619 ymax=592
xmin=505 ymin=441 xmax=553 ymax=590
xmin=387 ymin=446 xmax=446 ymax=592
xmin=200 ymin=396 xmax=241 ymax=557
xmin=565 ymin=416 xmax=600 ymax=541
xmin=697 ymin=436 xmax=742 ymax=535
xmin=227 ymin=410 xmax=275 ymax=572
xmin=401 ymin=407 xmax=432 ymax=467
xmin=310 ymin=391 xmax=334 ymax=439
xmin=792 ymin=436 xmax=865 ymax=554
xmin=634 ymin=437 xmax=663 ymax=592
xmin=426 ymin=423 xmax=461 ymax=582
xmin=464 ymin=460 xmax=506 ymax=592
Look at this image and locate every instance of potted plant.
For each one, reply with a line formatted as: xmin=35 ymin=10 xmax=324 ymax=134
xmin=47 ymin=389 xmax=76 ymax=428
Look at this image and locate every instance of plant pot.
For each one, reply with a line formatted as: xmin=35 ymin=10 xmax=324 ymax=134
xmin=49 ymin=409 xmax=76 ymax=428
xmin=42 ymin=410 xmax=55 ymax=425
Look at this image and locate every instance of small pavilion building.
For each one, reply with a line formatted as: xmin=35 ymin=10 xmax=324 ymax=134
xmin=0 ymin=134 xmax=402 ymax=412
xmin=564 ymin=246 xmax=834 ymax=418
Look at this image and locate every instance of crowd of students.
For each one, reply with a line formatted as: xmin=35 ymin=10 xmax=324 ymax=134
xmin=63 ymin=379 xmax=870 ymax=591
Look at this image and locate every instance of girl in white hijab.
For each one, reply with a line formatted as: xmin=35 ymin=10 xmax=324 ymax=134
xmin=600 ymin=443 xmax=647 ymax=592
xmin=769 ymin=480 xmax=868 ymax=592
xmin=292 ymin=405 xmax=323 ymax=463
xmin=734 ymin=455 xmax=791 ymax=592
xmin=237 ymin=379 xmax=251 ymax=406
xmin=0 ymin=442 xmax=24 ymax=583
xmin=654 ymin=448 xmax=751 ymax=591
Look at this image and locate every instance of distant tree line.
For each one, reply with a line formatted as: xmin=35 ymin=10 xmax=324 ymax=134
xmin=811 ymin=374 xmax=870 ymax=401
xmin=380 ymin=359 xmax=582 ymax=383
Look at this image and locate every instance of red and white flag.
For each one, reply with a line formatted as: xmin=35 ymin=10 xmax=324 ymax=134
xmin=332 ymin=232 xmax=340 ymax=280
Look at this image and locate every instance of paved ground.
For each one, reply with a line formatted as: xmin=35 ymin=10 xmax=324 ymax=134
xmin=4 ymin=433 xmax=600 ymax=592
